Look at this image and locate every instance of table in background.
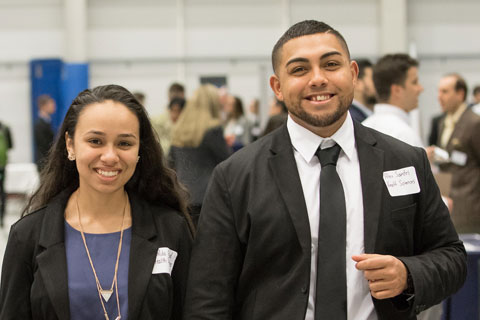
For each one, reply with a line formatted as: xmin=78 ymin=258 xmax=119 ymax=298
xmin=4 ymin=163 xmax=39 ymax=195
xmin=443 ymin=233 xmax=480 ymax=320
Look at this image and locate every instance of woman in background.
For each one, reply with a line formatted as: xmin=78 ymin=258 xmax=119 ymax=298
xmin=223 ymin=95 xmax=252 ymax=150
xmin=169 ymin=84 xmax=231 ymax=226
xmin=0 ymin=84 xmax=193 ymax=320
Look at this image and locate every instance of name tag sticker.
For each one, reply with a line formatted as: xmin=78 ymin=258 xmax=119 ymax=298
xmin=383 ymin=166 xmax=420 ymax=197
xmin=152 ymin=247 xmax=178 ymax=275
xmin=450 ymin=150 xmax=467 ymax=166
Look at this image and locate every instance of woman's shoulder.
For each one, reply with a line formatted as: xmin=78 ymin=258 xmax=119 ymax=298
xmin=8 ymin=207 xmax=48 ymax=243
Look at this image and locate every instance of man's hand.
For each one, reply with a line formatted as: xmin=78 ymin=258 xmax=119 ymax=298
xmin=352 ymin=254 xmax=408 ymax=300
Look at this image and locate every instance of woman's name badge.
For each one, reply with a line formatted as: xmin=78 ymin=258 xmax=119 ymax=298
xmin=152 ymin=247 xmax=178 ymax=275
xmin=383 ymin=166 xmax=420 ymax=197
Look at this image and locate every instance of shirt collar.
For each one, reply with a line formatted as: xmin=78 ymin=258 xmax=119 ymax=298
xmin=352 ymin=99 xmax=373 ymax=116
xmin=373 ymin=103 xmax=411 ymax=124
xmin=446 ymin=102 xmax=467 ymax=124
xmin=287 ymin=113 xmax=356 ymax=164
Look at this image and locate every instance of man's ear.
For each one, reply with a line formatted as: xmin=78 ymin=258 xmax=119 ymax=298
xmin=270 ymin=75 xmax=284 ymax=101
xmin=391 ymin=83 xmax=402 ymax=98
xmin=350 ymin=60 xmax=359 ymax=87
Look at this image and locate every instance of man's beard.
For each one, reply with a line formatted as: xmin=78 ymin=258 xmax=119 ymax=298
xmin=288 ymin=95 xmax=352 ymax=128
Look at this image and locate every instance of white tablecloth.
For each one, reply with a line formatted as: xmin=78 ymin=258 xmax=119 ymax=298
xmin=4 ymin=163 xmax=39 ymax=195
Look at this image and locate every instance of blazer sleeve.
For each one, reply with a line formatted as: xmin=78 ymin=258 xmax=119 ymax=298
xmin=183 ymin=164 xmax=241 ymax=320
xmin=397 ymin=148 xmax=467 ymax=315
xmin=0 ymin=225 xmax=34 ymax=319
xmin=202 ymin=127 xmax=232 ymax=164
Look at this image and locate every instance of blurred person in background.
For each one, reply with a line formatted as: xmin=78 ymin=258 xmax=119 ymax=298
xmin=153 ymin=98 xmax=186 ymax=155
xmin=169 ymin=84 xmax=231 ymax=226
xmin=168 ymin=82 xmax=185 ymax=101
xmin=152 ymin=83 xmax=186 ymax=155
xmin=0 ymin=120 xmax=13 ymax=228
xmin=263 ymin=97 xmax=288 ymax=136
xmin=0 ymin=84 xmax=193 ymax=319
xmin=349 ymin=58 xmax=376 ymax=122
xmin=223 ymin=95 xmax=251 ymax=150
xmin=34 ymin=94 xmax=56 ymax=172
xmin=247 ymin=98 xmax=262 ymax=142
xmin=468 ymin=85 xmax=480 ymax=108
xmin=363 ymin=53 xmax=424 ymax=148
xmin=428 ymin=73 xmax=480 ymax=234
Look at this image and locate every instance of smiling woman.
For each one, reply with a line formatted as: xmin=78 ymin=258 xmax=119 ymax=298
xmin=0 ymin=85 xmax=194 ymax=320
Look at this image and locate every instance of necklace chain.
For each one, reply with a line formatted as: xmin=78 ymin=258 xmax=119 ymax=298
xmin=76 ymin=191 xmax=127 ymax=320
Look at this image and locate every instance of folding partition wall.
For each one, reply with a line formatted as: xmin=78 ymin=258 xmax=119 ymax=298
xmin=30 ymin=59 xmax=89 ymax=161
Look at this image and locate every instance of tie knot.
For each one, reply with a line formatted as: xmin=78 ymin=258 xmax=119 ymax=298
xmin=316 ymin=144 xmax=341 ymax=167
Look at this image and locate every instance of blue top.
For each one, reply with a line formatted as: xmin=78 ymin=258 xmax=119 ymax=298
xmin=65 ymin=221 xmax=131 ymax=320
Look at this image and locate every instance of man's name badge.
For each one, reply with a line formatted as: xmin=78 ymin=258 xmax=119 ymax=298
xmin=152 ymin=247 xmax=178 ymax=275
xmin=383 ymin=166 xmax=420 ymax=197
xmin=450 ymin=150 xmax=467 ymax=166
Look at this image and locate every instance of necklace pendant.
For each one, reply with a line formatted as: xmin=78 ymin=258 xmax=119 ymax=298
xmin=100 ymin=289 xmax=113 ymax=302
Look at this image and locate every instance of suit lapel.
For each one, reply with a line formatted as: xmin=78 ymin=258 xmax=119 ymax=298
xmin=353 ymin=122 xmax=384 ymax=253
xmin=268 ymin=125 xmax=311 ymax=252
xmin=37 ymin=191 xmax=72 ymax=320
xmin=127 ymin=196 xmax=158 ymax=320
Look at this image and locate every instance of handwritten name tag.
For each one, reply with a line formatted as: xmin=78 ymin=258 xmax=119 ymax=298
xmin=383 ymin=166 xmax=420 ymax=197
xmin=152 ymin=247 xmax=178 ymax=275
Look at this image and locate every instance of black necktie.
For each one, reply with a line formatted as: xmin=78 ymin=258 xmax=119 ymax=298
xmin=315 ymin=143 xmax=347 ymax=320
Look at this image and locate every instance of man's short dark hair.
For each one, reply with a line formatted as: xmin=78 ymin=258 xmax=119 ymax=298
xmin=168 ymin=97 xmax=186 ymax=111
xmin=373 ymin=54 xmax=419 ymax=102
xmin=169 ymin=82 xmax=185 ymax=96
xmin=271 ymin=20 xmax=350 ymax=74
xmin=37 ymin=94 xmax=53 ymax=109
xmin=355 ymin=58 xmax=373 ymax=80
xmin=473 ymin=85 xmax=480 ymax=96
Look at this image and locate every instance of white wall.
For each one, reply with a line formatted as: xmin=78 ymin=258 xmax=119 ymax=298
xmin=1 ymin=0 xmax=480 ymax=162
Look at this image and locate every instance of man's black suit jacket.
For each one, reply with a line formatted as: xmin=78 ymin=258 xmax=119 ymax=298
xmin=349 ymin=102 xmax=369 ymax=123
xmin=184 ymin=122 xmax=466 ymax=320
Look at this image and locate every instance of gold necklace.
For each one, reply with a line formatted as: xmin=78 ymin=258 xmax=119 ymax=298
xmin=76 ymin=191 xmax=127 ymax=320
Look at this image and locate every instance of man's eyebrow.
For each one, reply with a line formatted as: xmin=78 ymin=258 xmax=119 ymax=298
xmin=285 ymin=57 xmax=309 ymax=68
xmin=320 ymin=51 xmax=342 ymax=59
xmin=285 ymin=51 xmax=343 ymax=68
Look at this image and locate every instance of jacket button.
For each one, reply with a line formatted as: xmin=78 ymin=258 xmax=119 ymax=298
xmin=301 ymin=286 xmax=308 ymax=294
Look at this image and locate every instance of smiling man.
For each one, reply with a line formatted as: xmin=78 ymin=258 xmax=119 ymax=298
xmin=184 ymin=20 xmax=466 ymax=320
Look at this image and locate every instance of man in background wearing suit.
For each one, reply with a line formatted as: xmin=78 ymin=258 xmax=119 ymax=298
xmin=349 ymin=58 xmax=377 ymax=122
xmin=428 ymin=74 xmax=480 ymax=233
xmin=184 ymin=20 xmax=466 ymax=320
xmin=34 ymin=94 xmax=55 ymax=172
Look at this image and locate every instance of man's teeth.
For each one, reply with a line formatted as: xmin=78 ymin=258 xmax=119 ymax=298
xmin=311 ymin=95 xmax=330 ymax=101
xmin=97 ymin=169 xmax=118 ymax=177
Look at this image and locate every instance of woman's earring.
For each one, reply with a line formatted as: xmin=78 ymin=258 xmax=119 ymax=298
xmin=68 ymin=153 xmax=76 ymax=161
xmin=137 ymin=156 xmax=140 ymax=163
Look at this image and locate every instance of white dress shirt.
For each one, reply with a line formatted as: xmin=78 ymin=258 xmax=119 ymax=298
xmin=362 ymin=103 xmax=424 ymax=147
xmin=287 ymin=114 xmax=377 ymax=320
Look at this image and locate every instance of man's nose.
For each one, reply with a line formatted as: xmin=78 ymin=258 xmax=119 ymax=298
xmin=309 ymin=68 xmax=328 ymax=87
